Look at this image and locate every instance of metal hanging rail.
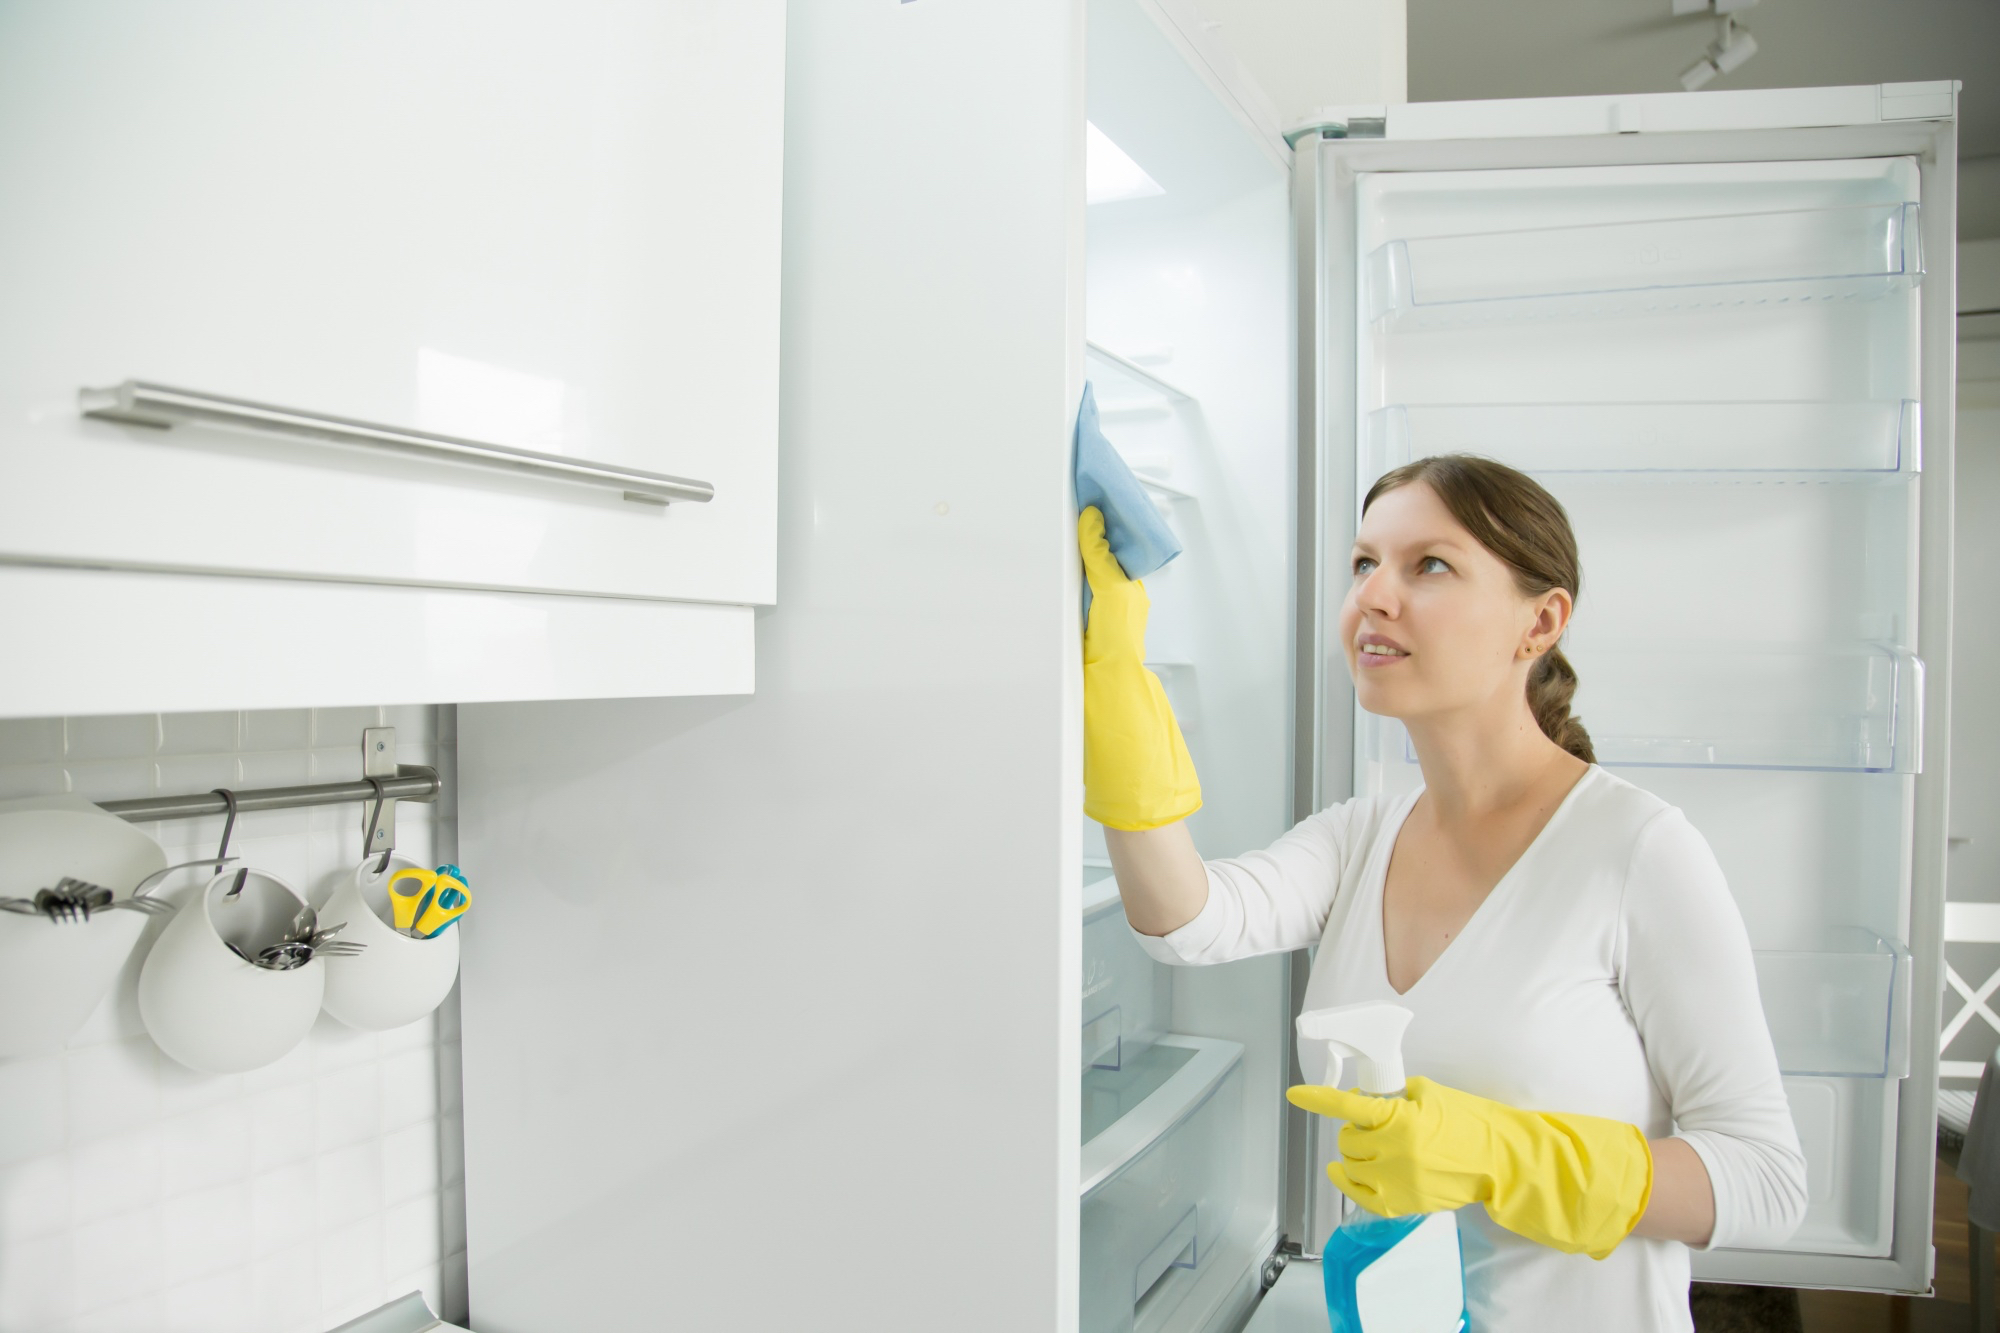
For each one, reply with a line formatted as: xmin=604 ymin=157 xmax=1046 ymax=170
xmin=100 ymin=766 xmax=440 ymax=823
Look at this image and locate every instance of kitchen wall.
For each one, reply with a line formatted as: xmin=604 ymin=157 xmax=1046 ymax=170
xmin=0 ymin=706 xmax=464 ymax=1333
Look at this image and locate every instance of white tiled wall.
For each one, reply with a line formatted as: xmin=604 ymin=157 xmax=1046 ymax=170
xmin=0 ymin=707 xmax=466 ymax=1333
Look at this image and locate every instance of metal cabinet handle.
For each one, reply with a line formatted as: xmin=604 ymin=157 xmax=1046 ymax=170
xmin=79 ymin=380 xmax=714 ymax=506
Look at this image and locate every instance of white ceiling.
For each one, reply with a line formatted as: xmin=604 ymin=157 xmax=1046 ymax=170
xmin=1407 ymin=0 xmax=1999 ymax=236
xmin=1191 ymin=0 xmax=1997 ymax=239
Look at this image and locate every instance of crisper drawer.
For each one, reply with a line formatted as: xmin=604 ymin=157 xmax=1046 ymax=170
xmin=0 ymin=2 xmax=781 ymax=605
xmin=1081 ymin=1036 xmax=1244 ymax=1333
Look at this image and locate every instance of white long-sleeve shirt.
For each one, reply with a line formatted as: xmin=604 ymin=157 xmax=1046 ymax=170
xmin=1134 ymin=765 xmax=1807 ymax=1333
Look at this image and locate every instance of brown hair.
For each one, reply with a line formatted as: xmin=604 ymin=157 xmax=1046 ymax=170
xmin=1362 ymin=454 xmax=1594 ymax=763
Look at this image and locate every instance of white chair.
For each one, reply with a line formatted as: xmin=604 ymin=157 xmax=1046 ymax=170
xmin=1941 ymin=903 xmax=2000 ymax=1084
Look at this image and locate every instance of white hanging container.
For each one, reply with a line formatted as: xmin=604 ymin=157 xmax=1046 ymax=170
xmin=320 ymin=856 xmax=461 ymax=1031
xmin=139 ymin=868 xmax=325 ymax=1073
xmin=0 ymin=795 xmax=167 ymax=1059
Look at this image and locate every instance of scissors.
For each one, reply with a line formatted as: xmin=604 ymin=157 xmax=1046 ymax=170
xmin=387 ymin=864 xmax=471 ymax=938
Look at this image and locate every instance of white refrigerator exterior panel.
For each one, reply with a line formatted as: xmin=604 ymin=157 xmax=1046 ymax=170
xmin=1302 ymin=87 xmax=1957 ymax=1294
xmin=0 ymin=1 xmax=783 ymax=605
xmin=455 ymin=2 xmax=1087 ymax=1328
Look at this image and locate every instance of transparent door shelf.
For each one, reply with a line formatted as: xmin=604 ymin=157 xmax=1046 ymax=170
xmin=1755 ymin=933 xmax=1911 ymax=1079
xmin=1366 ymin=401 xmax=1919 ymax=477
xmin=1081 ymin=1037 xmax=1244 ymax=1333
xmin=1365 ymin=202 xmax=1921 ymax=329
xmin=1086 ymin=341 xmax=1196 ymax=414
xmin=1375 ymin=647 xmax=1925 ymax=773
xmin=1084 ymin=342 xmax=1201 ymax=502
xmin=1570 ymin=647 xmax=1923 ymax=773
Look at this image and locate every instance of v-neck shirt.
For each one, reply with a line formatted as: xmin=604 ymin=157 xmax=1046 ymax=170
xmin=1132 ymin=766 xmax=1807 ymax=1333
xmin=1371 ymin=768 xmax=1584 ymax=999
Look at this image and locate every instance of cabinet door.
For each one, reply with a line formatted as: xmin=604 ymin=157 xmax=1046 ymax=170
xmin=0 ymin=1 xmax=781 ymax=604
xmin=455 ymin=0 xmax=1086 ymax=1326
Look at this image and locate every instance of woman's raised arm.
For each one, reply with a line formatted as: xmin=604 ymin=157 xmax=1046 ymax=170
xmin=1105 ymin=823 xmax=1208 ymax=937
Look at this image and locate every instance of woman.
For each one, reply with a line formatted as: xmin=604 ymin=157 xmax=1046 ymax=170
xmin=1081 ymin=454 xmax=1807 ymax=1331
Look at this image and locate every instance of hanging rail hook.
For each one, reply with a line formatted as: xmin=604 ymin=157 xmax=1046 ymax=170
xmin=213 ymin=789 xmax=248 ymax=899
xmin=363 ymin=777 xmax=393 ymax=874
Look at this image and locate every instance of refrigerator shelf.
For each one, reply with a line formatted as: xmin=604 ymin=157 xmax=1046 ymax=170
xmin=1365 ymin=202 xmax=1922 ymax=330
xmin=1755 ymin=933 xmax=1911 ymax=1080
xmin=1365 ymin=400 xmax=1920 ymax=478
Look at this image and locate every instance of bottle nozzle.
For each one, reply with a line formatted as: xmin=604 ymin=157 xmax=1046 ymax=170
xmin=1296 ymin=1001 xmax=1413 ymax=1096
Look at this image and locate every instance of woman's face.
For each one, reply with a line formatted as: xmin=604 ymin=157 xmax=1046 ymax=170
xmin=1338 ymin=481 xmax=1570 ymax=724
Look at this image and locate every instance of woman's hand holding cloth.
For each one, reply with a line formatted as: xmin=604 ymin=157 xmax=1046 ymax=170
xmin=1080 ymin=506 xmax=1201 ymax=830
xmin=1289 ymin=1077 xmax=1655 ymax=1260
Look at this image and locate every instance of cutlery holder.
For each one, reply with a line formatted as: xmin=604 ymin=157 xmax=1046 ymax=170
xmin=138 ymin=869 xmax=324 ymax=1073
xmin=319 ymin=857 xmax=461 ymax=1031
xmin=0 ymin=797 xmax=169 ymax=1058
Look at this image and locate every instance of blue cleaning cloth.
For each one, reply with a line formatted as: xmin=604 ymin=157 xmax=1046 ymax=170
xmin=1076 ymin=380 xmax=1181 ymax=625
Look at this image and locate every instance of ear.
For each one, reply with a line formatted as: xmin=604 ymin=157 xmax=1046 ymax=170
xmin=1521 ymin=587 xmax=1574 ymax=659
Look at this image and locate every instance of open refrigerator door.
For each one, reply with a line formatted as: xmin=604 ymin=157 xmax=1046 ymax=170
xmin=1300 ymin=84 xmax=1958 ymax=1294
xmin=1078 ymin=2 xmax=1298 ymax=1330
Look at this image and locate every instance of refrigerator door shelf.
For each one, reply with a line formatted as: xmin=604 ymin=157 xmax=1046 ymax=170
xmin=1769 ymin=1073 xmax=1899 ymax=1257
xmin=1082 ymin=1035 xmax=1243 ymax=1194
xmin=1366 ymin=202 xmax=1921 ymax=331
xmin=1755 ymin=932 xmax=1913 ymax=1079
xmin=1084 ymin=877 xmax=1173 ymax=1074
xmin=1087 ymin=341 xmax=1199 ymax=415
xmin=1374 ymin=648 xmax=1924 ymax=774
xmin=1365 ymin=400 xmax=1920 ymax=479
xmin=1085 ymin=343 xmax=1203 ymax=509
xmin=1081 ymin=1036 xmax=1245 ymax=1333
xmin=1568 ymin=647 xmax=1924 ymax=774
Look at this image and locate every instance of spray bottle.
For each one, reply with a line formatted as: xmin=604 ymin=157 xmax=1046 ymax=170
xmin=1296 ymin=1002 xmax=1467 ymax=1333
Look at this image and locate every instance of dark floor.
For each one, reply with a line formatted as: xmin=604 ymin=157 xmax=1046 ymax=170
xmin=1694 ymin=1158 xmax=1991 ymax=1332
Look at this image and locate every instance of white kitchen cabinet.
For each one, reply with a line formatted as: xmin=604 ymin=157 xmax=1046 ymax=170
xmin=0 ymin=1 xmax=782 ymax=608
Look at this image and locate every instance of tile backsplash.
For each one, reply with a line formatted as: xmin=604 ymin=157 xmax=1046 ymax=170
xmin=0 ymin=708 xmax=465 ymax=1333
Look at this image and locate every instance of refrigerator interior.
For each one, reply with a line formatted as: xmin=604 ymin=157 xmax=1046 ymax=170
xmin=1078 ymin=2 xmax=1294 ymax=1330
xmin=1349 ymin=156 xmax=1927 ymax=1263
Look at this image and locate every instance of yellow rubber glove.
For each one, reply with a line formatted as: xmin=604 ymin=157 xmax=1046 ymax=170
xmin=1287 ymin=1076 xmax=1653 ymax=1260
xmin=1080 ymin=507 xmax=1201 ymax=830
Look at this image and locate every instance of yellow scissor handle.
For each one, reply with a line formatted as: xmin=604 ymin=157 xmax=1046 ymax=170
xmin=387 ymin=868 xmax=437 ymax=932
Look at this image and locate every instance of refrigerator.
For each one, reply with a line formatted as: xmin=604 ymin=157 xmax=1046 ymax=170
xmin=450 ymin=2 xmax=1960 ymax=1328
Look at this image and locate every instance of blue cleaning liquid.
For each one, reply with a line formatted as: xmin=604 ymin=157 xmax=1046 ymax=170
xmin=1321 ymin=1210 xmax=1467 ymax=1333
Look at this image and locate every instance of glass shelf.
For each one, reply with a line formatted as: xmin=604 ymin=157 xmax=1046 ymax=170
xmin=1572 ymin=647 xmax=1923 ymax=774
xmin=1365 ymin=400 xmax=1919 ymax=477
xmin=1365 ymin=202 xmax=1922 ymax=330
xmin=1755 ymin=933 xmax=1910 ymax=1078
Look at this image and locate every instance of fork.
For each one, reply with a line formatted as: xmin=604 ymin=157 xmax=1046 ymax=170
xmin=0 ymin=876 xmax=186 ymax=923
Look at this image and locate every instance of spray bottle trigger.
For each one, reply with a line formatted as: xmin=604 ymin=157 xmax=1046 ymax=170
xmin=1295 ymin=1001 xmax=1414 ymax=1097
